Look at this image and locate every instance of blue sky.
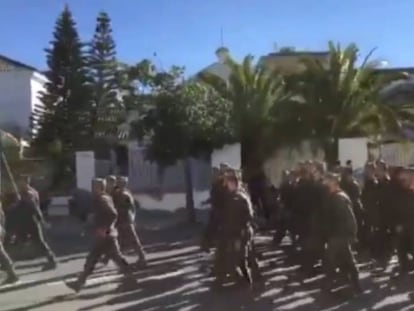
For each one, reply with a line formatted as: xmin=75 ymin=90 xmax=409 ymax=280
xmin=1 ymin=0 xmax=413 ymax=74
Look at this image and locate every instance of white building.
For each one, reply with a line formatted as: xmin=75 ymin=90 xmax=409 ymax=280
xmin=0 ymin=54 xmax=47 ymax=138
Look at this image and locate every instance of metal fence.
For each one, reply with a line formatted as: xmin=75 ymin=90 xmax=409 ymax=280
xmin=127 ymin=146 xmax=211 ymax=193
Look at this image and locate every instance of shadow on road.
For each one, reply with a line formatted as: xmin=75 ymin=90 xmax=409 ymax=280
xmin=3 ymin=214 xmax=414 ymax=310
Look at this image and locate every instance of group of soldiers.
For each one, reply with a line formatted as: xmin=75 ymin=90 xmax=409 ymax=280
xmin=65 ymin=175 xmax=146 ymax=293
xmin=203 ymin=159 xmax=414 ymax=295
xmin=3 ymin=159 xmax=414 ymax=296
xmin=0 ymin=176 xmax=57 ymax=284
xmin=0 ymin=174 xmax=147 ymax=293
xmin=201 ymin=164 xmax=262 ymax=289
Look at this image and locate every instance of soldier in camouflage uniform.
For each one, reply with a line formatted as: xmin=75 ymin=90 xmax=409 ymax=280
xmin=340 ymin=167 xmax=366 ymax=247
xmin=322 ymin=173 xmax=361 ymax=295
xmin=213 ymin=171 xmax=255 ymax=288
xmin=65 ymin=178 xmax=136 ymax=293
xmin=201 ymin=167 xmax=227 ymax=252
xmin=375 ymin=160 xmax=395 ymax=266
xmin=106 ymin=175 xmax=118 ymax=196
xmin=0 ymin=202 xmax=19 ymax=284
xmin=115 ymin=176 xmax=146 ymax=266
xmin=15 ymin=177 xmax=57 ymax=271
xmin=362 ymin=162 xmax=379 ymax=253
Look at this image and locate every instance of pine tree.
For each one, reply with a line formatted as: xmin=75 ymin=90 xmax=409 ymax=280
xmin=32 ymin=5 xmax=90 ymax=153
xmin=87 ymin=11 xmax=122 ymax=139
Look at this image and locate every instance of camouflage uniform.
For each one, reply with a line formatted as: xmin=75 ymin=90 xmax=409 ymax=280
xmin=66 ymin=180 xmax=134 ymax=293
xmin=15 ymin=189 xmax=57 ymax=270
xmin=341 ymin=172 xmax=366 ymax=246
xmin=213 ymin=187 xmax=255 ymax=286
xmin=114 ymin=179 xmax=146 ymax=264
xmin=202 ymin=172 xmax=227 ymax=250
xmin=323 ymin=190 xmax=361 ymax=293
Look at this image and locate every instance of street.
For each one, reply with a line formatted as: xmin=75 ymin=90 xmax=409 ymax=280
xmin=2 ymin=212 xmax=414 ymax=311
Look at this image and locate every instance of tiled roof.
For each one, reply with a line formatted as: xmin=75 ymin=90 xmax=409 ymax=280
xmin=0 ymin=53 xmax=38 ymax=72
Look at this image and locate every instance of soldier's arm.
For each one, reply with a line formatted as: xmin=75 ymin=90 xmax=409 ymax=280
xmin=336 ymin=196 xmax=358 ymax=240
xmin=29 ymin=198 xmax=45 ymax=224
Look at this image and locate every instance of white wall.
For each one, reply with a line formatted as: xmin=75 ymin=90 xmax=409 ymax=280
xmin=76 ymin=151 xmax=95 ymax=191
xmin=211 ymin=144 xmax=241 ymax=169
xmin=0 ymin=70 xmax=32 ymax=134
xmin=0 ymin=70 xmax=46 ymax=137
xmin=338 ymin=138 xmax=368 ymax=170
xmin=264 ymin=141 xmax=325 ymax=186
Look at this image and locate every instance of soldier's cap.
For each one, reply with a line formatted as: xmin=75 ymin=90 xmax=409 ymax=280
xmin=224 ymin=172 xmax=239 ymax=184
xmin=116 ymin=176 xmax=129 ymax=183
xmin=92 ymin=178 xmax=106 ymax=186
xmin=106 ymin=175 xmax=116 ymax=182
xmin=365 ymin=162 xmax=376 ymax=169
xmin=314 ymin=161 xmax=327 ymax=173
xmin=20 ymin=174 xmax=31 ymax=181
xmin=219 ymin=162 xmax=233 ymax=170
xmin=376 ymin=159 xmax=388 ymax=169
xmin=282 ymin=169 xmax=290 ymax=176
xmin=324 ymin=172 xmax=341 ymax=183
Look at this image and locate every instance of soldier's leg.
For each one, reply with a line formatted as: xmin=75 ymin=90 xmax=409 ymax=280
xmin=247 ymin=242 xmax=262 ymax=281
xmin=213 ymin=241 xmax=228 ymax=287
xmin=339 ymin=242 xmax=362 ymax=294
xmin=0 ymin=241 xmax=18 ymax=283
xmin=105 ymin=237 xmax=135 ymax=280
xmin=396 ymin=229 xmax=411 ymax=275
xmin=238 ymin=241 xmax=253 ymax=287
xmin=31 ymin=225 xmax=57 ymax=269
xmin=125 ymin=225 xmax=146 ymax=264
xmin=66 ymin=239 xmax=107 ymax=292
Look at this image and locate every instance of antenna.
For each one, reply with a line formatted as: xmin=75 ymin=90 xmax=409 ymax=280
xmin=220 ymin=27 xmax=224 ymax=47
xmin=153 ymin=51 xmax=164 ymax=71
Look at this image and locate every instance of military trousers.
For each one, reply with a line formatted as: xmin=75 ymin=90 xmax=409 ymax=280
xmin=396 ymin=227 xmax=414 ymax=273
xmin=117 ymin=224 xmax=146 ymax=260
xmin=0 ymin=241 xmax=17 ymax=278
xmin=323 ymin=237 xmax=360 ymax=289
xmin=20 ymin=223 xmax=56 ymax=263
xmin=84 ymin=236 xmax=131 ymax=277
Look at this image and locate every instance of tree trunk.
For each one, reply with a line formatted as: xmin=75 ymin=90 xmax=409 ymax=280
xmin=323 ymin=137 xmax=339 ymax=169
xmin=183 ymin=157 xmax=196 ymax=223
xmin=240 ymin=138 xmax=264 ymax=182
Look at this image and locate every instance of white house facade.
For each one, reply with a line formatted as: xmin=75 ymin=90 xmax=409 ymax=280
xmin=0 ymin=55 xmax=47 ymax=138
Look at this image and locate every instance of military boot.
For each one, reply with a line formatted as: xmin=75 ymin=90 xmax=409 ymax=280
xmin=65 ymin=273 xmax=87 ymax=293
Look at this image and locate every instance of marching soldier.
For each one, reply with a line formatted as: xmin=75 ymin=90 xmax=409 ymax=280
xmin=106 ymin=175 xmax=118 ymax=197
xmin=115 ymin=176 xmax=146 ymax=266
xmin=213 ymin=171 xmax=255 ymax=288
xmin=0 ymin=202 xmax=19 ymax=284
xmin=340 ymin=167 xmax=365 ymax=247
xmin=201 ymin=167 xmax=226 ymax=251
xmin=15 ymin=177 xmax=57 ymax=271
xmin=375 ymin=160 xmax=395 ymax=266
xmin=65 ymin=178 xmax=136 ymax=293
xmin=362 ymin=163 xmax=379 ymax=236
xmin=273 ymin=170 xmax=294 ymax=245
xmin=322 ymin=173 xmax=362 ymax=295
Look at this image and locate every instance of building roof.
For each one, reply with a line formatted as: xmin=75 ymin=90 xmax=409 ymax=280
xmin=0 ymin=53 xmax=38 ymax=72
xmin=262 ymin=51 xmax=330 ymax=58
xmin=374 ymin=67 xmax=414 ymax=74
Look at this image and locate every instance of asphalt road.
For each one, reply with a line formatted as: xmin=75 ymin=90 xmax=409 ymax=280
xmin=2 ymin=214 xmax=414 ymax=311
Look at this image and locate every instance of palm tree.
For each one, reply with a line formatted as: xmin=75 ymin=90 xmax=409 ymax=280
xmin=199 ymin=55 xmax=289 ymax=178
xmin=291 ymin=41 xmax=414 ymax=165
